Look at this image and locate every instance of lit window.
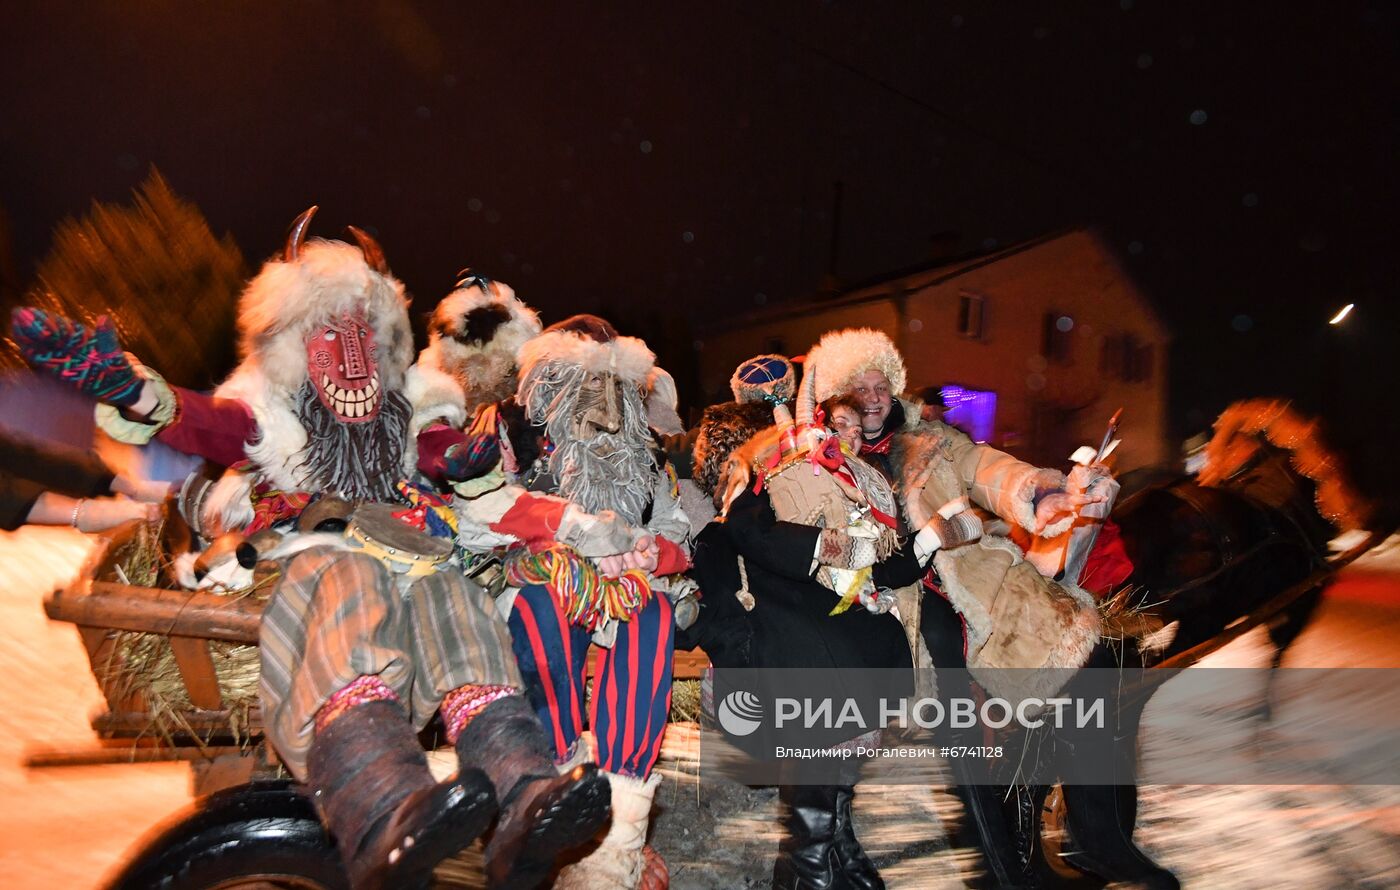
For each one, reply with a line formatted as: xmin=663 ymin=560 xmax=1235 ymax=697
xmin=940 ymin=384 xmax=997 ymax=442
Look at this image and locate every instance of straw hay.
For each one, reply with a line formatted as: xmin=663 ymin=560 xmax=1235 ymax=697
xmin=102 ymin=521 xmax=272 ymax=749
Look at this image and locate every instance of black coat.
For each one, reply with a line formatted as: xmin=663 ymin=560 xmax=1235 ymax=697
xmin=0 ymin=433 xmax=115 ymax=531
xmin=682 ymin=487 xmax=922 ymax=672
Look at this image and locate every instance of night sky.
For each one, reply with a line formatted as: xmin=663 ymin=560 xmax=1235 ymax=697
xmin=2 ymin=2 xmax=1396 ymax=494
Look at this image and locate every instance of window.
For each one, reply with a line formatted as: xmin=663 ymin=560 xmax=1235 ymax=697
xmin=940 ymin=384 xmax=997 ymax=442
xmin=1100 ymin=332 xmax=1154 ymax=383
xmin=957 ymin=292 xmax=985 ymax=339
xmin=1042 ymin=311 xmax=1073 ymax=365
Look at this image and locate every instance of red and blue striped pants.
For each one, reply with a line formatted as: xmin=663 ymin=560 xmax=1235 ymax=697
xmin=507 ymin=584 xmax=674 ymax=778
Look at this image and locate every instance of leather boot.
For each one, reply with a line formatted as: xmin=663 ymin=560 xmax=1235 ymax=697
xmin=1060 ymin=783 xmax=1179 ymax=890
xmin=772 ymin=785 xmax=852 ymax=890
xmin=304 ymin=700 xmax=497 ymax=890
xmin=455 ymin=695 xmax=611 ymax=889
xmin=831 ymin=785 xmax=884 ymax=890
xmin=947 ymin=757 xmax=1039 ymax=890
xmin=554 ymin=771 xmax=668 ymax=889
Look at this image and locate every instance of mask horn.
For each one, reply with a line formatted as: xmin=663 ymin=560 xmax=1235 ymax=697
xmin=347 ymin=226 xmax=390 ymax=276
xmin=283 ymin=206 xmax=318 ymax=262
xmin=455 ymin=267 xmax=494 ymax=292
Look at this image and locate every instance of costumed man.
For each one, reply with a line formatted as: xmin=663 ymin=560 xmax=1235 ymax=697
xmin=451 ymin=315 xmax=691 ymax=890
xmin=800 ymin=328 xmax=1176 ymax=890
xmin=10 ymin=209 xmax=611 ymax=890
xmin=796 ymin=328 xmax=1112 ymax=889
xmin=684 ymin=355 xmax=983 ymax=890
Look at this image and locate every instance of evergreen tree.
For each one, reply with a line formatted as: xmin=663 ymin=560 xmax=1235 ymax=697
xmin=18 ymin=170 xmax=246 ymax=389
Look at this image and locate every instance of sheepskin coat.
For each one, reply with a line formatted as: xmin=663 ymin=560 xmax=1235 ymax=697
xmin=889 ymin=418 xmax=1102 ymax=701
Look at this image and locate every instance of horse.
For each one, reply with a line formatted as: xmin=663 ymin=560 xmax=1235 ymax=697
xmin=996 ymin=400 xmax=1382 ymax=889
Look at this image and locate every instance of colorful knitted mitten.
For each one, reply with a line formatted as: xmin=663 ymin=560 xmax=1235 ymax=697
xmin=442 ymin=432 xmax=502 ymax=482
xmin=10 ymin=308 xmax=142 ymax=407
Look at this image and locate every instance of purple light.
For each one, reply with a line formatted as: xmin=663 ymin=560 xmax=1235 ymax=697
xmin=940 ymin=384 xmax=997 ymax=442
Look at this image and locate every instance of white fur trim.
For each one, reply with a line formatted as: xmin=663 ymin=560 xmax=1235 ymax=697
xmin=404 ymin=362 xmax=467 ymax=433
xmin=516 ymin=329 xmax=655 ymax=385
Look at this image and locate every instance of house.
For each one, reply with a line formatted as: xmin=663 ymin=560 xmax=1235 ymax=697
xmin=695 ymin=229 xmax=1172 ymax=471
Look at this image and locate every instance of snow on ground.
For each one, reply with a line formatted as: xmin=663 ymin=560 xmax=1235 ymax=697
xmin=1 ymin=527 xmax=1396 ymax=888
xmin=0 ymin=525 xmax=192 ymax=890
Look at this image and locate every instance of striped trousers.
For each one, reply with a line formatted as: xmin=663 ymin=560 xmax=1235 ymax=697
xmin=260 ymin=547 xmax=523 ymax=779
xmin=507 ymin=584 xmax=674 ymax=778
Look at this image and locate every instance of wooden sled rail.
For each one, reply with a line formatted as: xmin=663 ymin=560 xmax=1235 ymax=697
xmin=46 ymin=580 xmax=263 ymax=643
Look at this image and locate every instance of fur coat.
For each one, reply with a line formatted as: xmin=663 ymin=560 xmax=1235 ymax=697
xmin=890 ymin=417 xmax=1102 ymax=703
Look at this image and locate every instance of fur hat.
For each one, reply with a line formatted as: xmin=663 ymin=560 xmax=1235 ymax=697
xmin=234 ymin=208 xmax=414 ymax=396
xmin=516 ymin=314 xmax=655 ymax=389
xmin=796 ymin=328 xmax=907 ymax=425
xmin=418 ymin=271 xmax=543 ymax=409
xmin=730 ymin=354 xmax=796 ymax=405
xmin=692 ymin=400 xmax=773 ymax=502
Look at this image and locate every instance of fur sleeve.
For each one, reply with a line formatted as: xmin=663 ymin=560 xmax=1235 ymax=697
xmin=954 ymin=436 xmax=1070 ymax=538
xmin=645 ymin=462 xmax=693 ymax=551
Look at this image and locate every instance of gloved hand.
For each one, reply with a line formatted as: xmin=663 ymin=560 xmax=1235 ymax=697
xmin=817 ymin=528 xmax=878 ymax=571
xmin=1067 ymin=461 xmax=1118 ymax=502
xmin=858 ymin=587 xmax=896 ymax=615
xmin=10 ymin=308 xmax=144 ymax=407
xmin=923 ymin=510 xmax=983 ymax=550
xmin=441 ymin=432 xmax=501 ymax=482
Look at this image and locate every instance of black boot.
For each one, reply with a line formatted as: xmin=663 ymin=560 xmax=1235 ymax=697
xmin=772 ymin=785 xmax=852 ymax=890
xmin=455 ymin=695 xmax=611 ymax=889
xmin=304 ymin=700 xmax=497 ymax=890
xmin=1060 ymin=783 xmax=1179 ymax=890
xmin=947 ymin=759 xmax=1040 ymax=890
xmin=831 ymin=785 xmax=885 ymax=890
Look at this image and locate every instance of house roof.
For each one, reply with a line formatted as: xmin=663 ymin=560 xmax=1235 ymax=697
xmin=700 ymin=226 xmax=1170 ymax=339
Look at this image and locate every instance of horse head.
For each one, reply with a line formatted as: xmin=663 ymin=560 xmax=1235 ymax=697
xmin=1197 ymin=400 xmax=1370 ymax=550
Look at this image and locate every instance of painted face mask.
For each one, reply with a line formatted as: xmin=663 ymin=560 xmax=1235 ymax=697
xmin=306 ymin=310 xmax=381 ymax=423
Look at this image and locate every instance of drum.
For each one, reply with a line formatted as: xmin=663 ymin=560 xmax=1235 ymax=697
xmin=347 ymin=502 xmax=454 ymax=577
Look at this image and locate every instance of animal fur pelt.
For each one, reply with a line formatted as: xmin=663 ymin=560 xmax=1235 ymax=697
xmin=692 ymin=401 xmax=773 ymax=504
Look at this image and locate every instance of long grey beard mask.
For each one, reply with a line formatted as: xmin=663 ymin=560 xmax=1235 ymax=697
xmin=520 ymin=361 xmax=656 ymax=525
xmin=286 ymin=380 xmax=412 ymax=502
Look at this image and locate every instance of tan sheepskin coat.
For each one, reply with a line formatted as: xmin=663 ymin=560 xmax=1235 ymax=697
xmin=890 ymin=412 xmax=1101 ymax=702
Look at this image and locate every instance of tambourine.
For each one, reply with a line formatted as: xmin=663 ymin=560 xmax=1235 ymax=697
xmin=346 ymin=502 xmax=454 ymax=577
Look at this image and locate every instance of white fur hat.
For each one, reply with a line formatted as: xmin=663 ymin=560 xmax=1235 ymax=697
xmin=516 ymin=314 xmax=656 ymax=389
xmin=796 ymin=328 xmax=907 ymax=425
